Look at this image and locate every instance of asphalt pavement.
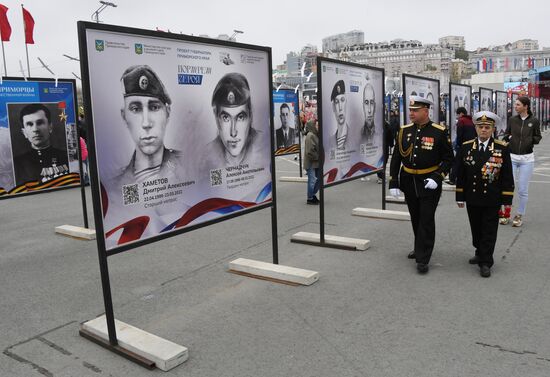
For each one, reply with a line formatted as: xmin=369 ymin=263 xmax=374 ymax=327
xmin=1 ymin=131 xmax=550 ymax=377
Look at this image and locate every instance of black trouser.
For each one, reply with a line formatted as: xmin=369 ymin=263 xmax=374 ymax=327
xmin=403 ymin=190 xmax=441 ymax=264
xmin=466 ymin=204 xmax=500 ymax=268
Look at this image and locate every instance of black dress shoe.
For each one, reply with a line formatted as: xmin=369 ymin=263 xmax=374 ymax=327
xmin=469 ymin=256 xmax=480 ymax=265
xmin=416 ymin=263 xmax=429 ymax=274
xmin=407 ymin=251 xmax=416 ymax=259
xmin=480 ymin=265 xmax=491 ymax=278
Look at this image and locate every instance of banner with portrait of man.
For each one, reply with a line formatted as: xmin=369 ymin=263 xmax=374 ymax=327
xmin=80 ymin=24 xmax=272 ymax=252
xmin=479 ymin=87 xmax=493 ymax=112
xmin=272 ymin=89 xmax=300 ymax=155
xmin=318 ymin=57 xmax=385 ymax=187
xmin=494 ymin=91 xmax=508 ymax=139
xmin=449 ymin=83 xmax=472 ymax=144
xmin=403 ymin=74 xmax=440 ymax=125
xmin=0 ymin=78 xmax=80 ymax=199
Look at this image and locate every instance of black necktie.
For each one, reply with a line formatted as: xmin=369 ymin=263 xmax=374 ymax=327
xmin=480 ymin=144 xmax=485 ymax=153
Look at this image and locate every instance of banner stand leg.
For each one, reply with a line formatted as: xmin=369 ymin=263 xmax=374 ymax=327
xmin=79 ymin=328 xmax=155 ymax=370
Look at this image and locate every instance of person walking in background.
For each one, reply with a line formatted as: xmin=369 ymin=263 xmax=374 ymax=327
xmin=447 ymin=107 xmax=476 ymax=185
xmin=503 ymin=96 xmax=542 ymax=227
xmin=304 ymin=119 xmax=320 ymax=204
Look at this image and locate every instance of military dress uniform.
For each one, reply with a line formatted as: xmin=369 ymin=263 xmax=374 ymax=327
xmin=14 ymin=146 xmax=69 ymax=185
xmin=456 ymin=112 xmax=514 ymax=272
xmin=389 ymin=97 xmax=454 ymax=266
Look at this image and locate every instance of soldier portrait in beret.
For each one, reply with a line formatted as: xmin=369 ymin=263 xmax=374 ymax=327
xmin=330 ymin=80 xmax=349 ymax=151
xmin=203 ymin=72 xmax=261 ymax=167
xmin=111 ymin=65 xmax=186 ymax=185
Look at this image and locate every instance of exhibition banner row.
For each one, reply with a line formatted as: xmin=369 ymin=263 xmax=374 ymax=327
xmin=0 ymin=79 xmax=81 ymax=198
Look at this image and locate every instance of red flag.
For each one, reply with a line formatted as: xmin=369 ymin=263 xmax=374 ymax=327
xmin=22 ymin=6 xmax=34 ymax=44
xmin=0 ymin=4 xmax=11 ymax=42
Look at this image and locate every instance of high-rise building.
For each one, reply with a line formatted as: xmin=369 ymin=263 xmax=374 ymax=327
xmin=322 ymin=30 xmax=364 ymax=52
xmin=439 ymin=36 xmax=465 ymax=50
xmin=512 ymin=39 xmax=539 ymax=51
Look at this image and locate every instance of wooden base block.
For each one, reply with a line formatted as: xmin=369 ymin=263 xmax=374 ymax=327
xmin=352 ymin=207 xmax=410 ymax=221
xmin=228 ymin=258 xmax=319 ymax=286
xmin=291 ymin=231 xmax=370 ymax=251
xmin=55 ymin=225 xmax=96 ymax=240
xmin=81 ymin=315 xmax=188 ymax=371
xmin=279 ymin=176 xmax=308 ymax=183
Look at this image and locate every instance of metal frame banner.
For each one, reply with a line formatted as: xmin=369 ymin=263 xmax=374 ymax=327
xmin=494 ymin=90 xmax=508 ymax=138
xmin=448 ymin=83 xmax=472 ymax=145
xmin=0 ymin=78 xmax=80 ymax=198
xmin=511 ymin=93 xmax=519 ymax=116
xmin=479 ymin=87 xmax=493 ymax=112
xmin=273 ymin=89 xmax=300 ymax=155
xmin=402 ymin=74 xmax=440 ymax=125
xmin=318 ymin=57 xmax=385 ymax=187
xmin=80 ymin=23 xmax=273 ymax=254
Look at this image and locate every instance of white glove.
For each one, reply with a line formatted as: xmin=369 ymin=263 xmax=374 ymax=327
xmin=390 ymin=188 xmax=402 ymax=198
xmin=424 ymin=178 xmax=438 ymax=190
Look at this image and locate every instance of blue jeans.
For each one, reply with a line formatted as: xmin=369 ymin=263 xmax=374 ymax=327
xmin=511 ymin=159 xmax=534 ymax=215
xmin=306 ymin=167 xmax=320 ymax=200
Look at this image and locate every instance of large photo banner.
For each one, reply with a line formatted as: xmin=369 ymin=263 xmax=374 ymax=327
xmin=449 ymin=83 xmax=471 ymax=145
xmin=318 ymin=58 xmax=384 ymax=187
xmin=0 ymin=78 xmax=80 ymax=198
xmin=511 ymin=93 xmax=518 ymax=116
xmin=403 ymin=74 xmax=440 ymax=125
xmin=479 ymin=87 xmax=493 ymax=112
xmin=272 ymin=89 xmax=300 ymax=155
xmin=80 ymin=24 xmax=272 ymax=252
xmin=494 ymin=91 xmax=508 ymax=138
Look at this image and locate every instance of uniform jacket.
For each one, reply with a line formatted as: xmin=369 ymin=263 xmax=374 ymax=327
xmin=504 ymin=114 xmax=542 ymax=155
xmin=455 ymin=138 xmax=514 ymax=206
xmin=389 ymin=121 xmax=454 ymax=197
xmin=14 ymin=146 xmax=69 ymax=185
xmin=275 ymin=127 xmax=296 ymax=148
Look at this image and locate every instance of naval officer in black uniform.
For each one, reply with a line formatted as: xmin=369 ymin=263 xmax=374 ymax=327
xmin=389 ymin=96 xmax=454 ymax=274
xmin=455 ymin=111 xmax=514 ymax=277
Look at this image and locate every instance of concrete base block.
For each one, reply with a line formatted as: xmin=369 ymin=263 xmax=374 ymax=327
xmin=55 ymin=225 xmax=96 ymax=240
xmin=279 ymin=176 xmax=308 ymax=183
xmin=385 ymin=195 xmax=405 ymax=203
xmin=442 ymin=184 xmax=456 ymax=192
xmin=291 ymin=231 xmax=370 ymax=251
xmin=81 ymin=315 xmax=188 ymax=371
xmin=228 ymin=258 xmax=319 ymax=286
xmin=352 ymin=207 xmax=411 ymax=221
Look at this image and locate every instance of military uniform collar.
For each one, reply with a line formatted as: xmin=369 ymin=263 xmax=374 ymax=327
xmin=415 ymin=120 xmax=431 ymax=129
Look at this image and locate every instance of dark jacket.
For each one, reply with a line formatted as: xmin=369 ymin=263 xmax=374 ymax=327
xmin=389 ymin=121 xmax=454 ymax=197
xmin=455 ymin=115 xmax=476 ymax=147
xmin=303 ymin=121 xmax=319 ymax=169
xmin=504 ymin=114 xmax=542 ymax=155
xmin=456 ymin=138 xmax=514 ymax=206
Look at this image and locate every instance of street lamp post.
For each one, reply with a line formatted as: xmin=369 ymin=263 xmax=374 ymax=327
xmin=229 ymin=29 xmax=244 ymax=42
xmin=91 ymin=1 xmax=117 ymax=23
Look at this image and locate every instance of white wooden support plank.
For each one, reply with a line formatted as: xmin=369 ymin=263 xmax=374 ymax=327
xmin=352 ymin=207 xmax=410 ymax=221
xmin=81 ymin=315 xmax=188 ymax=371
xmin=228 ymin=258 xmax=319 ymax=286
xmin=291 ymin=231 xmax=370 ymax=251
xmin=442 ymin=184 xmax=456 ymax=192
xmin=279 ymin=176 xmax=308 ymax=183
xmin=55 ymin=225 xmax=96 ymax=240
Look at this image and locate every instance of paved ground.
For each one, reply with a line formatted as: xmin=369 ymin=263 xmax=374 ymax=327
xmin=1 ymin=132 xmax=550 ymax=377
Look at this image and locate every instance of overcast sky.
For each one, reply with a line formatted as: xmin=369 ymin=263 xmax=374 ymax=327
xmin=1 ymin=0 xmax=549 ymax=80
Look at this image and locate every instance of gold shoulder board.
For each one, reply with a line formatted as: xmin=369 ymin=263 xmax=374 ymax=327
xmin=431 ymin=123 xmax=446 ymax=131
xmin=462 ymin=139 xmax=475 ymax=145
xmin=400 ymin=123 xmax=414 ymax=129
xmin=494 ymin=139 xmax=508 ymax=146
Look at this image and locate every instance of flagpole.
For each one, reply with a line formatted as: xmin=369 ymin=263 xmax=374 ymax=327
xmin=21 ymin=4 xmax=30 ymax=76
xmin=1 ymin=40 xmax=6 ymax=76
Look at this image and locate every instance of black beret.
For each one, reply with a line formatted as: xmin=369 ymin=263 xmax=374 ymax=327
xmin=121 ymin=65 xmax=171 ymax=105
xmin=331 ymin=80 xmax=346 ymax=101
xmin=212 ymin=73 xmax=251 ymax=108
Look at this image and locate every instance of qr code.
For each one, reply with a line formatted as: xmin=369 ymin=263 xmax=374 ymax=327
xmin=360 ymin=143 xmax=367 ymax=155
xmin=122 ymin=183 xmax=140 ymax=206
xmin=210 ymin=169 xmax=223 ymax=187
xmin=330 ymin=149 xmax=335 ymax=160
